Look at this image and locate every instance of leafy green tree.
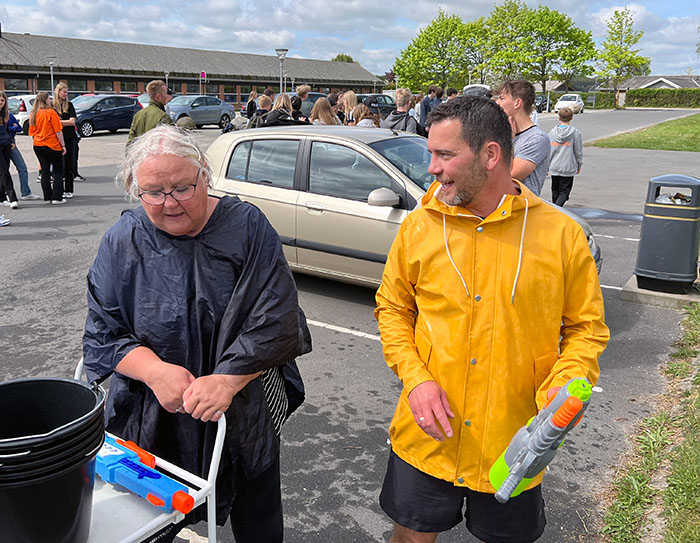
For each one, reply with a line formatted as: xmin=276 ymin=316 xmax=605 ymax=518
xmin=394 ymin=9 xmax=470 ymax=90
xmin=523 ymin=6 xmax=595 ymax=92
xmin=482 ymin=0 xmax=531 ymax=80
xmin=596 ymin=8 xmax=650 ymax=98
xmin=331 ymin=53 xmax=355 ymax=63
xmin=461 ymin=18 xmax=491 ymax=85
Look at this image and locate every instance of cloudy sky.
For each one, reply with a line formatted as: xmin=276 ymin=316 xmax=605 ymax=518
xmin=1 ymin=0 xmax=698 ymax=77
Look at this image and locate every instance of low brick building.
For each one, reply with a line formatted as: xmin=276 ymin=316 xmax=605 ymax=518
xmin=0 ymin=29 xmax=383 ymax=105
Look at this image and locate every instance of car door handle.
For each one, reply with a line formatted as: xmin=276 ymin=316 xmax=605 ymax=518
xmin=305 ymin=202 xmax=325 ymax=213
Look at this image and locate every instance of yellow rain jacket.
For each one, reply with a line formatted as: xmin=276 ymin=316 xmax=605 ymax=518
xmin=375 ymin=180 xmax=609 ymax=492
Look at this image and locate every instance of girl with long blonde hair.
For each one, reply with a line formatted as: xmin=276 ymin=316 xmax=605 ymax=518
xmin=310 ymin=98 xmax=341 ymax=126
xmin=342 ymin=90 xmax=357 ymax=125
xmin=53 ymin=82 xmax=77 ymax=198
xmin=29 ymin=91 xmax=67 ymax=203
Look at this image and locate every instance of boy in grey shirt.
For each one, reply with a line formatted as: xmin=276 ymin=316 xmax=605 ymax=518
xmin=495 ymin=80 xmax=551 ymax=195
xmin=548 ymin=107 xmax=583 ymax=206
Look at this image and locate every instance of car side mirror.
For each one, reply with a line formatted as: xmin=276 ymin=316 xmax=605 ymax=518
xmin=93 ymin=107 xmax=101 ymax=112
xmin=368 ymin=187 xmax=400 ymax=207
xmin=192 ymin=103 xmax=199 ymax=108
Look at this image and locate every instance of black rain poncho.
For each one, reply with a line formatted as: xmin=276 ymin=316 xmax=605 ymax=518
xmin=83 ymin=196 xmax=311 ymax=524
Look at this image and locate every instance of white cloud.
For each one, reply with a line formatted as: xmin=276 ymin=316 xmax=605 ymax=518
xmin=3 ymin=0 xmax=698 ymax=76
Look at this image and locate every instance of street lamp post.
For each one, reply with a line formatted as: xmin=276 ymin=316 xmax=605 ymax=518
xmin=275 ymin=48 xmax=288 ymax=94
xmin=165 ymin=71 xmax=170 ymax=90
xmin=47 ymin=56 xmax=56 ymax=93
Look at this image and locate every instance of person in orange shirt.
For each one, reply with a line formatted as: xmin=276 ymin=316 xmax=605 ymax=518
xmin=28 ymin=92 xmax=67 ymax=204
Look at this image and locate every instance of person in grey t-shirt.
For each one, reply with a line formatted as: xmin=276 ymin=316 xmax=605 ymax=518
xmin=494 ymin=80 xmax=551 ymax=196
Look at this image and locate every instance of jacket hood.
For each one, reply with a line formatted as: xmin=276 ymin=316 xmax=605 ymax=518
xmin=550 ymin=124 xmax=577 ymax=144
xmin=382 ymin=110 xmax=411 ymax=128
xmin=420 ymin=179 xmax=542 ymax=304
xmin=420 ymin=179 xmax=542 ymax=219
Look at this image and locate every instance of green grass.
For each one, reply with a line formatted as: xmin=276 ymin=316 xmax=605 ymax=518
xmin=590 ymin=113 xmax=700 ymax=152
xmin=602 ymin=303 xmax=700 ymax=542
xmin=601 ymin=414 xmax=672 ymax=542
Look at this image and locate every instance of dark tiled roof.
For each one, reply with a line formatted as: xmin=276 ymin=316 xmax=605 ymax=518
xmin=0 ymin=32 xmax=381 ymax=85
xmin=620 ymin=75 xmax=700 ymax=89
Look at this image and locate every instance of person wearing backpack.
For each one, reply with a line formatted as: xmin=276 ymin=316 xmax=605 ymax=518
xmin=246 ymin=95 xmax=272 ymax=129
xmin=380 ymin=89 xmax=426 ymax=136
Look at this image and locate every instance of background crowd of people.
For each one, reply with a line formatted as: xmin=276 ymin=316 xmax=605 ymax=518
xmin=1 ymin=82 xmax=87 ymax=226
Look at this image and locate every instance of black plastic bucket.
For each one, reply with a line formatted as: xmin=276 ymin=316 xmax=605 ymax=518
xmin=0 ymin=378 xmax=105 ymax=543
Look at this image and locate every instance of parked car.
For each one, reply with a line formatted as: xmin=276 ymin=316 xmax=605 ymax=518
xmin=534 ymin=94 xmax=552 ymax=113
xmin=462 ymin=84 xmax=491 ymax=97
xmin=554 ymin=93 xmax=585 ymax=114
xmin=74 ymin=94 xmax=141 ymax=137
xmin=355 ymin=94 xmax=396 ymax=119
xmin=137 ymin=93 xmax=150 ymax=109
xmin=206 ymin=126 xmax=602 ymax=287
xmin=165 ymin=95 xmax=235 ymax=128
xmin=7 ymin=94 xmax=36 ymax=134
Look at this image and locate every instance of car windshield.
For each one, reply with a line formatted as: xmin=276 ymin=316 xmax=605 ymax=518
xmin=369 ymin=136 xmax=433 ymax=190
xmin=74 ymin=97 xmax=103 ymax=110
xmin=560 ymin=96 xmax=576 ymax=101
xmin=8 ymin=98 xmax=22 ymax=114
xmin=170 ymin=96 xmax=196 ymax=106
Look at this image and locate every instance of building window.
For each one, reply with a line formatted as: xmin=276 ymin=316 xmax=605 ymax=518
xmin=37 ymin=79 xmax=52 ymax=91
xmin=67 ymin=79 xmax=87 ymax=91
xmin=206 ymin=83 xmax=218 ymax=95
xmin=186 ymin=82 xmax=199 ymax=94
xmin=121 ymin=81 xmax=138 ymax=92
xmin=4 ymin=78 xmax=28 ymax=91
xmin=95 ymin=80 xmax=114 ymax=91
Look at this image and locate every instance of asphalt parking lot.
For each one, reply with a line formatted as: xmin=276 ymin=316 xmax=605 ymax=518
xmin=1 ymin=109 xmax=698 ymax=542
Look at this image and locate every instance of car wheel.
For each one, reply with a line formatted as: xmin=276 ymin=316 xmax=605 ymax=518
xmin=219 ymin=114 xmax=231 ymax=129
xmin=22 ymin=121 xmax=30 ymax=135
xmin=79 ymin=121 xmax=95 ymax=138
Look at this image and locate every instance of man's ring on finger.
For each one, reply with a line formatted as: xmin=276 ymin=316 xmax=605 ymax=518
xmin=418 ymin=417 xmax=425 ymax=422
xmin=176 ymin=406 xmax=184 ymax=413
xmin=215 ymin=410 xmax=224 ymax=416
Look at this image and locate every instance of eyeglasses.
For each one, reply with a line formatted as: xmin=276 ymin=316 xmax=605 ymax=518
xmin=137 ymin=168 xmax=201 ymax=206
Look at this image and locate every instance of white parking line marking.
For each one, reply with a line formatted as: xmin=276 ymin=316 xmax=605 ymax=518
xmin=307 ymin=319 xmax=381 ymax=341
xmin=596 ymin=234 xmax=640 ymax=242
xmin=601 ymin=285 xmax=622 ymax=291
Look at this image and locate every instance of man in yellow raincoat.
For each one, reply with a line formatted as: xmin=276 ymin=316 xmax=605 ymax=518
xmin=375 ymin=95 xmax=609 ymax=543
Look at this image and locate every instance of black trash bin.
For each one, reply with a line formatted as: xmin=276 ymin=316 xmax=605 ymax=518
xmin=635 ymin=174 xmax=700 ymax=294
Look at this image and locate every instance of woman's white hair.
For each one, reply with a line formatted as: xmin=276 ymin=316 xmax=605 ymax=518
xmin=117 ymin=125 xmax=212 ymax=199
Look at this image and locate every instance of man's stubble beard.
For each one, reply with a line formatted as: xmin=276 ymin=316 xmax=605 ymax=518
xmin=437 ymin=159 xmax=489 ymax=207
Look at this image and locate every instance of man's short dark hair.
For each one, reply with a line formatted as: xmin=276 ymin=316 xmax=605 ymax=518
xmin=446 ymin=88 xmax=458 ymax=97
xmin=495 ymin=80 xmax=535 ymax=113
xmin=263 ymin=89 xmax=275 ymax=98
xmin=427 ymin=84 xmax=437 ymax=95
xmin=427 ymin=96 xmax=513 ymax=163
xmin=435 ymin=87 xmax=444 ymax=99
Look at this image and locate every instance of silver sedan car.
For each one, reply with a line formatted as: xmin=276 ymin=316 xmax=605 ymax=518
xmin=207 ymin=126 xmax=601 ymax=287
xmin=166 ymin=95 xmax=235 ymax=129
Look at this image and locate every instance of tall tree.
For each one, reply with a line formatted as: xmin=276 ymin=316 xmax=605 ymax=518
xmin=523 ymin=6 xmax=595 ymax=92
xmin=597 ymin=8 xmax=650 ymax=97
xmin=331 ymin=53 xmax=355 ymax=63
xmin=394 ymin=9 xmax=470 ymax=90
xmin=461 ymin=18 xmax=490 ymax=85
xmin=482 ymin=0 xmax=532 ymax=80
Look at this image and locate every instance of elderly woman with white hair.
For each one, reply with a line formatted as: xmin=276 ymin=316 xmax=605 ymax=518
xmin=82 ymin=125 xmax=311 ymax=543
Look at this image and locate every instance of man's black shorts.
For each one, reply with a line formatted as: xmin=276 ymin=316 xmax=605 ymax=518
xmin=379 ymin=451 xmax=546 ymax=543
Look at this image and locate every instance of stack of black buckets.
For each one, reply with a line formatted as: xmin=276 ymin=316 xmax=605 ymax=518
xmin=0 ymin=377 xmax=105 ymax=543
